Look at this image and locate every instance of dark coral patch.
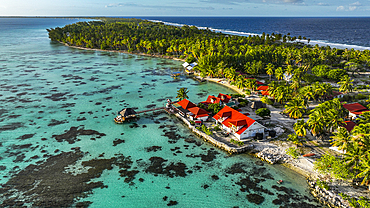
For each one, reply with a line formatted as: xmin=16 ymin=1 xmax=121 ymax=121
xmin=113 ymin=139 xmax=125 ymax=146
xmin=48 ymin=119 xmax=67 ymax=127
xmin=145 ymin=146 xmax=162 ymax=152
xmin=145 ymin=157 xmax=187 ymax=178
xmin=0 ymin=122 xmax=24 ymax=131
xmin=246 ymin=194 xmax=264 ymax=205
xmin=52 ymin=127 xmax=106 ymax=144
xmin=0 ymin=151 xmax=117 ymax=207
xmin=16 ymin=134 xmax=35 ymax=140
xmin=77 ymin=117 xmax=86 ymax=121
xmin=167 ymin=201 xmax=178 ymax=206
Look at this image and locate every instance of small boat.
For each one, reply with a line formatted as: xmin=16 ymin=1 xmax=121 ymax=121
xmin=303 ymin=153 xmax=315 ymax=157
xmin=171 ymin=72 xmax=181 ymax=77
xmin=277 ymin=180 xmax=283 ymax=184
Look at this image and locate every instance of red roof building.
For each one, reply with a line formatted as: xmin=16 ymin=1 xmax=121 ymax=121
xmin=201 ymin=95 xmax=221 ymax=105
xmin=261 ymin=91 xmax=269 ymax=96
xmin=217 ymin=93 xmax=232 ymax=103
xmin=176 ymin=99 xmax=209 ymax=121
xmin=187 ymin=107 xmax=210 ymax=121
xmin=177 ymin=99 xmax=197 ymax=109
xmin=213 ymin=106 xmax=265 ymax=140
xmin=257 ymin=86 xmax=269 ymax=91
xmin=343 ymin=121 xmax=356 ymax=132
xmin=343 ymin=103 xmax=369 ymax=119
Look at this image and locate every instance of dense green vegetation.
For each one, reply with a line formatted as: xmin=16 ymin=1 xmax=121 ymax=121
xmin=47 ymin=18 xmax=370 ymax=79
xmin=314 ymin=112 xmax=370 ymax=192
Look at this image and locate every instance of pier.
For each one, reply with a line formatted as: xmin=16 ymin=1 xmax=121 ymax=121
xmin=136 ymin=107 xmax=165 ymax=114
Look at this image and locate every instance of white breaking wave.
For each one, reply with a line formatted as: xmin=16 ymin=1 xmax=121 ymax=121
xmin=148 ymin=19 xmax=370 ymax=51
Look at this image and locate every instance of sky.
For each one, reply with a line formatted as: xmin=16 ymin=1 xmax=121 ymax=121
xmin=1 ymin=0 xmax=369 ymax=17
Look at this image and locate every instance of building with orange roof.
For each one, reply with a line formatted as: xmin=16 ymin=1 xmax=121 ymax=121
xmin=200 ymin=95 xmax=221 ymax=105
xmin=175 ymin=99 xmax=209 ymax=121
xmin=177 ymin=99 xmax=197 ymax=109
xmin=257 ymin=86 xmax=269 ymax=91
xmin=261 ymin=91 xmax=269 ymax=96
xmin=217 ymin=93 xmax=232 ymax=103
xmin=187 ymin=107 xmax=210 ymax=121
xmin=213 ymin=106 xmax=265 ymax=140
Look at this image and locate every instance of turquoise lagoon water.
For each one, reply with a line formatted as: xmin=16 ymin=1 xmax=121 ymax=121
xmin=0 ymin=18 xmax=322 ymax=207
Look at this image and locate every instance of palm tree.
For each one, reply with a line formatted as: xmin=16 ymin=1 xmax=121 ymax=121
xmin=244 ymin=79 xmax=257 ymax=92
xmin=357 ymin=154 xmax=370 ymax=190
xmin=331 ymin=127 xmax=351 ymax=151
xmin=265 ymin=63 xmax=274 ymax=81
xmin=294 ymin=119 xmax=307 ymax=137
xmin=176 ymin=88 xmax=189 ymax=101
xmin=216 ymin=61 xmax=226 ymax=78
xmin=338 ymin=75 xmax=354 ymax=94
xmin=235 ymin=75 xmax=245 ymax=89
xmin=224 ymin=67 xmax=236 ymax=82
xmin=300 ymin=86 xmax=315 ymax=101
xmin=356 ymin=111 xmax=370 ymax=125
xmin=307 ymin=110 xmax=325 ymax=136
xmin=325 ymin=110 xmax=345 ymax=133
xmin=275 ymin=67 xmax=284 ymax=80
xmin=285 ymin=97 xmax=306 ymax=119
xmin=344 ymin=142 xmax=364 ymax=178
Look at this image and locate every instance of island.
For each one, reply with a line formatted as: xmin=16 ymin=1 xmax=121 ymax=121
xmin=47 ymin=17 xmax=370 ymax=208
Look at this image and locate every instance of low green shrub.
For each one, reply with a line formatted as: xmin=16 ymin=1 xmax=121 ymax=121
xmin=230 ymin=139 xmax=244 ymax=146
xmin=213 ymin=125 xmax=221 ymax=131
xmin=285 ymin=147 xmax=299 ymax=159
xmin=231 ymin=93 xmax=244 ymax=98
xmin=316 ymin=179 xmax=330 ymax=190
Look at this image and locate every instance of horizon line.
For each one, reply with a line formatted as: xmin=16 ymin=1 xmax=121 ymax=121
xmin=1 ymin=15 xmax=370 ymax=18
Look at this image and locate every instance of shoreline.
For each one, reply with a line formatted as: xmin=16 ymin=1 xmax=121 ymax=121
xmin=61 ymin=42 xmax=186 ymax=62
xmin=60 ymin=42 xmax=355 ymax=208
xmin=61 ymin=42 xmax=316 ymax=178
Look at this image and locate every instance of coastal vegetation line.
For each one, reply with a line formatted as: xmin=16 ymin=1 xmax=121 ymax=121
xmin=47 ymin=18 xmax=370 ymax=207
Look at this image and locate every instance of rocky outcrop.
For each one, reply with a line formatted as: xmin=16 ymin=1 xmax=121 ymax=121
xmin=307 ymin=178 xmax=350 ymax=208
xmin=255 ymin=147 xmax=290 ymax=164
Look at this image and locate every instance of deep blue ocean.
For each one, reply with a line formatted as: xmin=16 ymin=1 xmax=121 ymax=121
xmin=140 ymin=17 xmax=370 ymax=50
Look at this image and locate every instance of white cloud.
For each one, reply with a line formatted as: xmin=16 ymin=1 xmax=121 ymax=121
xmin=105 ymin=3 xmax=215 ymax=10
xmin=349 ymin=6 xmax=357 ymax=10
xmin=317 ymin=3 xmax=329 ymax=6
xmin=200 ymin=0 xmax=304 ymax=4
xmin=336 ymin=5 xmax=345 ymax=11
xmin=350 ymin=1 xmax=362 ymax=6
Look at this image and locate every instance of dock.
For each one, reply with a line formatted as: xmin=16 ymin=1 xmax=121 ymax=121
xmin=136 ymin=107 xmax=165 ymax=114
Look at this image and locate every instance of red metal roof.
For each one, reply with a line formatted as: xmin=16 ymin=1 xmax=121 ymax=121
xmin=257 ymin=86 xmax=269 ymax=91
xmin=343 ymin=121 xmax=356 ymax=132
xmin=201 ymin=95 xmax=221 ymax=105
xmin=188 ymin=107 xmax=209 ymax=118
xmin=261 ymin=91 xmax=269 ymax=96
xmin=217 ymin=93 xmax=231 ymax=103
xmin=177 ymin=99 xmax=197 ymax=109
xmin=213 ymin=106 xmax=256 ymax=135
xmin=343 ymin=103 xmax=368 ymax=113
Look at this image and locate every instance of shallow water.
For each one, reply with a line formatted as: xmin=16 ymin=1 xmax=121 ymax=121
xmin=0 ymin=18 xmax=322 ymax=207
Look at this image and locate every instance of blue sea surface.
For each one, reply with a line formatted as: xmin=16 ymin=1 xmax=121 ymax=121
xmin=0 ymin=18 xmax=321 ymax=207
xmin=143 ymin=17 xmax=370 ymax=50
